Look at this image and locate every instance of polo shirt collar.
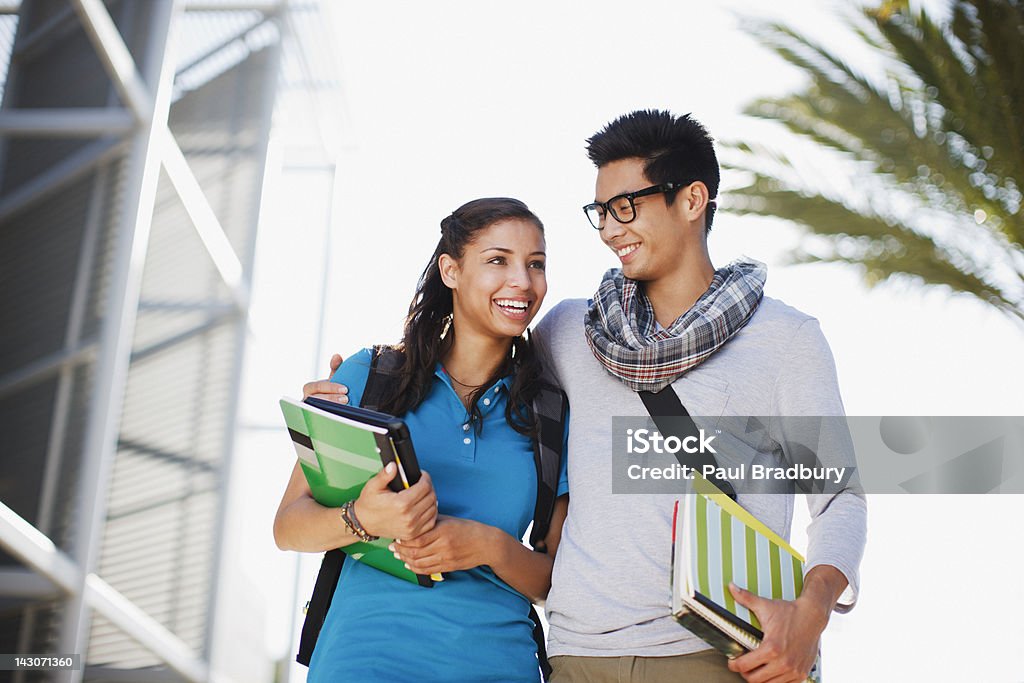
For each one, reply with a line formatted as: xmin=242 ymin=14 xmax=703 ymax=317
xmin=435 ymin=364 xmax=513 ymax=396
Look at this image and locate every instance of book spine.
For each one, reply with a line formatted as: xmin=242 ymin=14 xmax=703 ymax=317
xmin=674 ymin=610 xmax=820 ymax=683
xmin=673 ymin=611 xmax=746 ymax=659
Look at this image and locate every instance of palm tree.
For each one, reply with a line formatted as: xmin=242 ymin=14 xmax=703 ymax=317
xmin=724 ymin=0 xmax=1024 ymax=324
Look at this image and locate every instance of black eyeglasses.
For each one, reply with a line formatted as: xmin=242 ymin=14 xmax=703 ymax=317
xmin=582 ymin=182 xmax=690 ymax=230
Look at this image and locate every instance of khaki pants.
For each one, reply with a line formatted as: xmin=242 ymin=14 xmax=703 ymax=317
xmin=549 ymin=650 xmax=744 ymax=683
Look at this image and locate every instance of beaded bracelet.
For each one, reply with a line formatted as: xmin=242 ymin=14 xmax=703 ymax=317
xmin=340 ymin=500 xmax=379 ymax=542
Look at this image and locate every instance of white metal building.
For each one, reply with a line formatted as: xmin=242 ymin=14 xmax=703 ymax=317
xmin=0 ymin=1 xmax=341 ymax=680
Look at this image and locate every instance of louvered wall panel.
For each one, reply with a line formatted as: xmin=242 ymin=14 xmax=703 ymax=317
xmin=82 ymin=34 xmax=275 ymax=674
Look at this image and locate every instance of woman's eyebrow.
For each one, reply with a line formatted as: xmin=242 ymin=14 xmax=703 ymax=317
xmin=480 ymin=246 xmax=546 ymax=256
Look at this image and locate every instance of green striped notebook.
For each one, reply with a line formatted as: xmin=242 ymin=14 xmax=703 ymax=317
xmin=671 ymin=475 xmax=821 ymax=682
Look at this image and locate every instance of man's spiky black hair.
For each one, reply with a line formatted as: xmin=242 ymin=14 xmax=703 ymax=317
xmin=586 ymin=109 xmax=720 ymax=232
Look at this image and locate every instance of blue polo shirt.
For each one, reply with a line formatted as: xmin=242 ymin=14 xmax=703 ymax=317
xmin=307 ymin=348 xmax=569 ymax=683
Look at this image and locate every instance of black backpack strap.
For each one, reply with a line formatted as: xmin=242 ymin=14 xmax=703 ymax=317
xmin=296 ymin=346 xmax=405 ymax=666
xmin=637 ymin=387 xmax=738 ymax=501
xmin=525 ymin=383 xmax=567 ymax=681
xmin=360 ymin=345 xmax=404 ymax=412
xmin=528 ymin=383 xmax=567 ymax=551
xmin=296 ymin=548 xmax=345 ymax=665
xmin=530 ymin=605 xmax=553 ymax=681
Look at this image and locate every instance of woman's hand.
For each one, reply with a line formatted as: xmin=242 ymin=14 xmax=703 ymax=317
xmin=390 ymin=496 xmax=568 ymax=602
xmin=354 ymin=464 xmax=437 ymax=541
xmin=391 ymin=515 xmax=497 ymax=575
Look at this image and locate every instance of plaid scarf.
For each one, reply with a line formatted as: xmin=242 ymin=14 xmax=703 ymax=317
xmin=584 ymin=259 xmax=767 ymax=392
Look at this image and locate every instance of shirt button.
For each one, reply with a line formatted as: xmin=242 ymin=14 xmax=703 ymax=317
xmin=463 ymin=437 xmax=471 ymax=445
xmin=483 ymin=398 xmax=491 ymax=406
xmin=462 ymin=423 xmax=470 ymax=431
xmin=494 ymin=386 xmax=500 ymax=394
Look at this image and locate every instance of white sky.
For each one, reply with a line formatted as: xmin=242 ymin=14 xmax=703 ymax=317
xmin=233 ymin=2 xmax=1024 ymax=681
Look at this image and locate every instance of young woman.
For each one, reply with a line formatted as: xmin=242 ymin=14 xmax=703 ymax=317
xmin=274 ymin=198 xmax=569 ymax=682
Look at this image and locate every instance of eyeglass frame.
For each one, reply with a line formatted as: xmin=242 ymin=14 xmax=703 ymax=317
xmin=582 ymin=181 xmax=697 ymax=230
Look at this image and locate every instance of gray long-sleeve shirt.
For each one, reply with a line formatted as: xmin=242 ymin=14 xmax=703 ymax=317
xmin=535 ymin=296 xmax=867 ymax=658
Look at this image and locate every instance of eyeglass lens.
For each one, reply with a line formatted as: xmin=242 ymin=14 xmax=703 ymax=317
xmin=586 ymin=196 xmax=635 ymax=228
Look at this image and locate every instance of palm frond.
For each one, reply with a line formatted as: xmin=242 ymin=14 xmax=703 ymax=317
xmin=725 ymin=0 xmax=1024 ymax=326
xmin=727 ymin=179 xmax=1021 ymax=313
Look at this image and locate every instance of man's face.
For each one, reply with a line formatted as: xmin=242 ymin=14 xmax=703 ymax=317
xmin=593 ymin=157 xmax=690 ymax=283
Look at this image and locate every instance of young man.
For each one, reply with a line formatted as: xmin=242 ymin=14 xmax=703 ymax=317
xmin=304 ymin=110 xmax=866 ymax=682
xmin=535 ymin=110 xmax=865 ymax=683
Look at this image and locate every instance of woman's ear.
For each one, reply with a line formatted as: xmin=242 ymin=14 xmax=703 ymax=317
xmin=438 ymin=253 xmax=459 ymax=289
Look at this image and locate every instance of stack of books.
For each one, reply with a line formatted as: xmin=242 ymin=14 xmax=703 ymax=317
xmin=671 ymin=475 xmax=822 ymax=682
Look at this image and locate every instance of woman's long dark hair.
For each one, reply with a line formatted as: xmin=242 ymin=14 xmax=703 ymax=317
xmin=376 ymin=198 xmax=544 ymax=435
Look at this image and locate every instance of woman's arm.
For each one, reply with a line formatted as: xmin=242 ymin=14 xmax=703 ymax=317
xmin=394 ymin=494 xmax=569 ymax=603
xmin=274 ymin=461 xmax=359 ymax=551
xmin=276 ymin=347 xmax=440 ymax=551
xmin=274 ymin=460 xmax=439 ymax=552
xmin=488 ymin=494 xmax=569 ymax=602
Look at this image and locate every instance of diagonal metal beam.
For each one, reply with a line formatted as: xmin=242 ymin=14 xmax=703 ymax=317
xmin=0 ymin=503 xmax=80 ymax=591
xmin=0 ymin=569 xmax=58 ymax=599
xmin=174 ymin=15 xmax=269 ymax=78
xmin=161 ymin=128 xmax=249 ymax=309
xmin=0 ymin=341 xmax=98 ymax=401
xmin=12 ymin=4 xmax=82 ymax=63
xmin=0 ymin=136 xmax=127 ymax=223
xmin=0 ymin=502 xmax=209 ymax=682
xmin=131 ymin=310 xmax=240 ymax=363
xmin=85 ymin=574 xmax=209 ymax=682
xmin=61 ymin=1 xmax=182 ymax=676
xmin=70 ymin=0 xmax=154 ymax=123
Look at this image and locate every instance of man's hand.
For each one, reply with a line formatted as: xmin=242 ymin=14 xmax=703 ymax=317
xmin=391 ymin=515 xmax=496 ymax=575
xmin=726 ymin=582 xmax=826 ymax=683
xmin=353 ymin=465 xmax=437 ymax=540
xmin=302 ymin=353 xmax=348 ymax=404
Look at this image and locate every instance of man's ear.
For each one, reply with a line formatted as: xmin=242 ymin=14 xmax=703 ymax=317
xmin=438 ymin=253 xmax=459 ymax=289
xmin=684 ymin=181 xmax=710 ymax=223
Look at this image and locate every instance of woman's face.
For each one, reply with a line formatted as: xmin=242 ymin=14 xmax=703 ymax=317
xmin=441 ymin=218 xmax=547 ymax=341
